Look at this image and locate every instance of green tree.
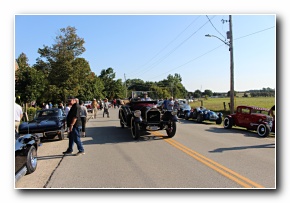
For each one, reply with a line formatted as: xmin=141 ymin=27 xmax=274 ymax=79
xmin=36 ymin=26 xmax=88 ymax=103
xmin=99 ymin=67 xmax=123 ymax=100
xmin=15 ymin=54 xmax=46 ymax=104
xmin=204 ymin=89 xmax=213 ymax=97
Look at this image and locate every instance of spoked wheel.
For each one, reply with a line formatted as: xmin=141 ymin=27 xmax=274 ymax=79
xmin=166 ymin=121 xmax=176 ymax=138
xmin=26 ymin=145 xmax=37 ymax=174
xmin=130 ymin=118 xmax=140 ymax=140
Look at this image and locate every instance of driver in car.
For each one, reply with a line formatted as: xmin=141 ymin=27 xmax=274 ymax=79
xmin=141 ymin=93 xmax=151 ymax=101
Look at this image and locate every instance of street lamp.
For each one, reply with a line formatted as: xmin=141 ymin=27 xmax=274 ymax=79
xmin=205 ymin=15 xmax=235 ymax=114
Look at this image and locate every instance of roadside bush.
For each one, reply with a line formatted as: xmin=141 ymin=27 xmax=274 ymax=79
xmin=26 ymin=107 xmax=40 ymax=121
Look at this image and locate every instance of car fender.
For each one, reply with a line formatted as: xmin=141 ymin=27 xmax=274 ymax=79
xmin=170 ymin=115 xmax=178 ymax=122
xmin=133 ymin=116 xmax=142 ymax=123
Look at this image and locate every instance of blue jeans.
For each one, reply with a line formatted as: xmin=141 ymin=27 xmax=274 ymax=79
xmin=67 ymin=126 xmax=84 ymax=152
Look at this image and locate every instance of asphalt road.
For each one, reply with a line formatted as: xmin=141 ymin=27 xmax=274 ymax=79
xmin=15 ymin=107 xmax=276 ymax=189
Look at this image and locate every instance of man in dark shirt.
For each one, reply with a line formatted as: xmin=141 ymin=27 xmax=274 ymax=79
xmin=63 ymin=96 xmax=85 ymax=156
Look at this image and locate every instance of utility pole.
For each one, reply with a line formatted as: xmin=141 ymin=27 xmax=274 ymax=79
xmin=205 ymin=15 xmax=235 ymax=114
xmin=228 ymin=15 xmax=235 ymax=114
xmin=124 ymin=73 xmax=127 ymax=98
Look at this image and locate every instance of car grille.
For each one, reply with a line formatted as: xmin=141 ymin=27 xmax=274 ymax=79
xmin=146 ymin=110 xmax=161 ymax=123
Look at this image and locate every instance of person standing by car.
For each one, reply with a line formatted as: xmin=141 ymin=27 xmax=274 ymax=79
xmin=15 ymin=99 xmax=23 ymax=133
xmin=63 ymin=96 xmax=85 ymax=156
xmin=103 ymin=98 xmax=110 ymax=118
xmin=162 ymin=97 xmax=168 ymax=110
xmin=167 ymin=97 xmax=174 ymax=110
xmin=269 ymin=105 xmax=275 ymax=120
xmin=79 ymin=100 xmax=88 ymax=137
xmin=91 ymin=99 xmax=98 ymax=119
xmin=64 ymin=102 xmax=71 ymax=132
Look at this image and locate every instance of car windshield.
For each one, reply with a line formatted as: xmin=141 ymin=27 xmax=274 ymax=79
xmin=131 ymin=91 xmax=158 ymax=101
xmin=251 ymin=109 xmax=269 ymax=116
xmin=36 ymin=109 xmax=59 ymax=118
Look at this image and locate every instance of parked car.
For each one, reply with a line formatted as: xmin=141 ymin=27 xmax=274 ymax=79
xmin=118 ymin=91 xmax=178 ymax=139
xmin=15 ymin=131 xmax=41 ymax=182
xmin=18 ymin=108 xmax=66 ymax=141
xmin=184 ymin=106 xmax=223 ymax=124
xmin=84 ymin=101 xmax=92 ymax=113
xmin=223 ymin=105 xmax=275 ymax=137
xmin=177 ymin=103 xmax=191 ymax=118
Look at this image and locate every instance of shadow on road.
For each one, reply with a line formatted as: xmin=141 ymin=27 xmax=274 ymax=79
xmin=209 ymin=143 xmax=275 ymax=153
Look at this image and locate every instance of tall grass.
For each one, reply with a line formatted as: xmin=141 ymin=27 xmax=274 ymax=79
xmin=189 ymin=97 xmax=275 ymax=117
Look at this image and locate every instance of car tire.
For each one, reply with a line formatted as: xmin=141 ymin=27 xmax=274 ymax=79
xmin=197 ymin=114 xmax=203 ymax=123
xmin=26 ymin=145 xmax=37 ymax=174
xmin=119 ymin=112 xmax=125 ymax=128
xmin=185 ymin=113 xmax=189 ymax=120
xmin=58 ymin=126 xmax=65 ymax=140
xmin=216 ymin=118 xmax=222 ymax=125
xmin=257 ymin=124 xmax=270 ymax=137
xmin=131 ymin=118 xmax=140 ymax=140
xmin=223 ymin=116 xmax=233 ymax=129
xmin=166 ymin=121 xmax=176 ymax=138
xmin=120 ymin=119 xmax=124 ymax=128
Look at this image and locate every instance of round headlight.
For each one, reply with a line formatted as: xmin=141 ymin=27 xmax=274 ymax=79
xmin=134 ymin=110 xmax=141 ymax=117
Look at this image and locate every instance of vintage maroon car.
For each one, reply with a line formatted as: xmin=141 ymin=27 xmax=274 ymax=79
xmin=223 ymin=105 xmax=275 ymax=137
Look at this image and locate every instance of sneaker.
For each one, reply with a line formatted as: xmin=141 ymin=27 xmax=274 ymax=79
xmin=63 ymin=151 xmax=72 ymax=155
xmin=76 ymin=151 xmax=85 ymax=156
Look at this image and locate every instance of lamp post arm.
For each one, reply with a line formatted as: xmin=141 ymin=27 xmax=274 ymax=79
xmin=205 ymin=34 xmax=230 ymax=46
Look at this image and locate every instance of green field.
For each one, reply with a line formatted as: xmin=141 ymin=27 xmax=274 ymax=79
xmin=189 ymin=97 xmax=275 ymax=117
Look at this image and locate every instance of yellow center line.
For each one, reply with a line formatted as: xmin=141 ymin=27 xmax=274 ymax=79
xmin=151 ymin=132 xmax=265 ymax=188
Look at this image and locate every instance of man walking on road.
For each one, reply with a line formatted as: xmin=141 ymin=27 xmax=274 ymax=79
xmin=63 ymin=96 xmax=85 ymax=156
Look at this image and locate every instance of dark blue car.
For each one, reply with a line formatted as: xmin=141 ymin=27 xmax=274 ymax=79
xmin=18 ymin=108 xmax=66 ymax=140
xmin=184 ymin=106 xmax=223 ymax=124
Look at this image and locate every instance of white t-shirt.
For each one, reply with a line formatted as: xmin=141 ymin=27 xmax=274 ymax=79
xmin=15 ymin=103 xmax=23 ymax=121
xmin=167 ymin=100 xmax=174 ymax=110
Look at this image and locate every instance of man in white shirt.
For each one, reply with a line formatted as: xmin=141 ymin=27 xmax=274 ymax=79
xmin=167 ymin=97 xmax=174 ymax=110
xmin=15 ymin=102 xmax=23 ymax=133
xmin=141 ymin=93 xmax=151 ymax=101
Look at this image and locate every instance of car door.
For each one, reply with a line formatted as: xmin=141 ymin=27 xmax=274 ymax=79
xmin=236 ymin=107 xmax=251 ymax=127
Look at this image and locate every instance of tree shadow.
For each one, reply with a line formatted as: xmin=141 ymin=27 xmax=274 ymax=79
xmin=82 ymin=126 xmax=168 ymax=146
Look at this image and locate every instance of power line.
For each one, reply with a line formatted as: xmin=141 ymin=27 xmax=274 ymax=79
xmin=127 ymin=16 xmax=201 ymax=78
xmin=131 ymin=17 xmax=213 ymax=79
xmin=206 ymin=15 xmax=226 ymax=40
xmin=149 ymin=25 xmax=275 ymax=80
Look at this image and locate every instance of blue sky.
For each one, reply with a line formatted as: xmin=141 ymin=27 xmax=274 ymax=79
xmin=15 ymin=14 xmax=275 ymax=93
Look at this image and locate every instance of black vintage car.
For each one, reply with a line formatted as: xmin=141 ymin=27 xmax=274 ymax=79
xmin=15 ymin=131 xmax=41 ymax=182
xmin=18 ymin=108 xmax=66 ymax=140
xmin=119 ymin=91 xmax=178 ymax=139
xmin=184 ymin=106 xmax=223 ymax=124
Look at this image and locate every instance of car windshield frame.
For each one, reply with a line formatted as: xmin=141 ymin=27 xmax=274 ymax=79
xmin=35 ymin=109 xmax=60 ymax=118
xmin=131 ymin=91 xmax=158 ymax=101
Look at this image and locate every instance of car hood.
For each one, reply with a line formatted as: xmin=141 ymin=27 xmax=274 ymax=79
xmin=19 ymin=118 xmax=61 ymax=133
